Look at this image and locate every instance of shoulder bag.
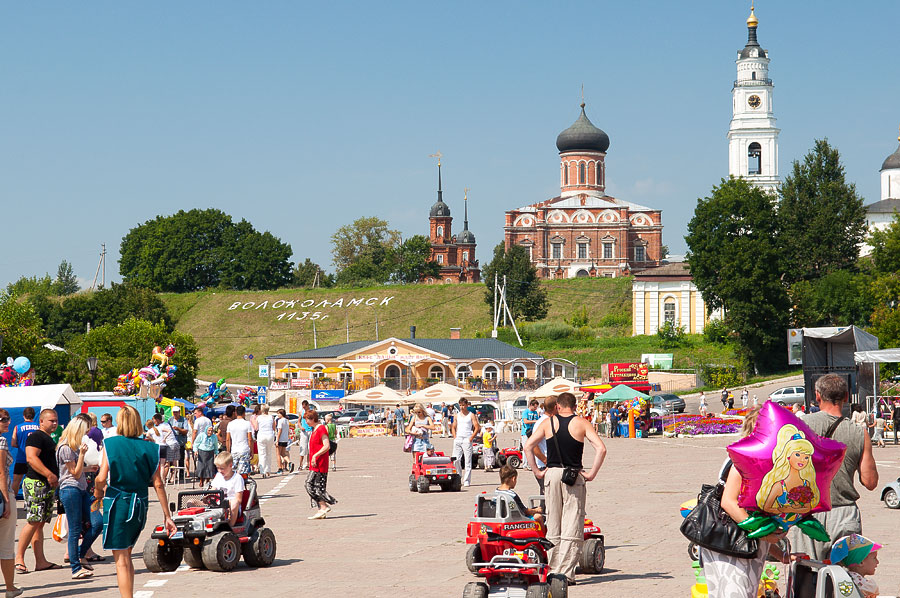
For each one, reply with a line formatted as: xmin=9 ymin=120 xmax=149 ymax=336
xmin=549 ymin=417 xmax=581 ymax=486
xmin=679 ymin=460 xmax=759 ymax=559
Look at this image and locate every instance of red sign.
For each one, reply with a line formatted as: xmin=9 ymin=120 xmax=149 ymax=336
xmin=607 ymin=362 xmax=649 ymax=383
xmin=290 ymin=378 xmax=311 ymax=389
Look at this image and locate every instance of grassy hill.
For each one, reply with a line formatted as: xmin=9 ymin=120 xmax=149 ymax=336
xmin=162 ymin=277 xmax=738 ymax=383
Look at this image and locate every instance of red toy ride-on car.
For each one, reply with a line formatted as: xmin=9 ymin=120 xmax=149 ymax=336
xmin=465 ymin=491 xmax=605 ymax=578
xmin=496 ymin=447 xmax=523 ymax=469
xmin=463 ymin=553 xmax=567 ymax=598
xmin=409 ymin=451 xmax=462 ymax=493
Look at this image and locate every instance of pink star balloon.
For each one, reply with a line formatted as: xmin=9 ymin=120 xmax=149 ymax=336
xmin=727 ymin=401 xmax=846 ymax=526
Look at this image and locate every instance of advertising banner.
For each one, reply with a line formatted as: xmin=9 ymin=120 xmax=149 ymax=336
xmin=788 ymin=329 xmax=803 ymax=365
xmin=607 ymin=362 xmax=650 ymax=383
xmin=347 ymin=423 xmax=391 ymax=437
xmin=312 ymin=389 xmax=346 ymax=401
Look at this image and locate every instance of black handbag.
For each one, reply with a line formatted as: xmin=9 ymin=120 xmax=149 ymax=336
xmin=680 ymin=460 xmax=759 ymax=559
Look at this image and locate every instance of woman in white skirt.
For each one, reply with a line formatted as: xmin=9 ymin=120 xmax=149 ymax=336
xmin=700 ymin=407 xmax=789 ymax=598
xmin=255 ymin=405 xmax=276 ymax=477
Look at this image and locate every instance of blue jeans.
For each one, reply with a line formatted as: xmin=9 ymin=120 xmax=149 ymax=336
xmin=59 ymin=486 xmax=102 ymax=574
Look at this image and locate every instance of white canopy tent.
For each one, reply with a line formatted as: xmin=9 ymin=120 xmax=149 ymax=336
xmin=341 ymin=384 xmax=417 ymax=407
xmin=413 ymin=382 xmax=480 ymax=404
xmin=855 ymin=349 xmax=900 ymax=424
xmin=0 ymin=384 xmax=81 ymax=411
xmin=528 ymin=377 xmax=581 ymax=399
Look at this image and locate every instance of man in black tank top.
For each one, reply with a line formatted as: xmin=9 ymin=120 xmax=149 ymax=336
xmin=524 ymin=392 xmax=607 ymax=584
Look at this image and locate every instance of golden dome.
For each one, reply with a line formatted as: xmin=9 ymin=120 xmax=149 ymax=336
xmin=747 ymin=5 xmax=758 ymax=27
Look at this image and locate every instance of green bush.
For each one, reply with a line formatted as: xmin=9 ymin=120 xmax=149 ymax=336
xmin=703 ymin=318 xmax=731 ymax=344
xmin=701 ymin=364 xmax=744 ymax=388
xmin=656 ymin=321 xmax=686 ymax=348
xmin=522 ymin=321 xmax=577 ymax=341
xmin=566 ymin=306 xmax=590 ymax=328
xmin=596 ymin=312 xmax=631 ymax=328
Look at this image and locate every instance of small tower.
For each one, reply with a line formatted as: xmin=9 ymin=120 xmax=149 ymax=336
xmin=456 ymin=189 xmax=480 ymax=282
xmin=429 ymin=158 xmax=452 ymax=244
xmin=556 ymin=102 xmax=610 ymax=197
xmin=727 ymin=4 xmax=780 ymax=193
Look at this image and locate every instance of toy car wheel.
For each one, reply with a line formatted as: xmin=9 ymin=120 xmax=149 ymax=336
xmin=242 ymin=527 xmax=277 ymax=567
xmin=184 ymin=546 xmax=205 ymax=569
xmin=450 ymin=477 xmax=462 ymax=492
xmin=201 ymin=532 xmax=241 ymax=572
xmin=885 ymin=488 xmax=900 ymax=509
xmin=506 ymin=455 xmax=521 ymax=468
xmin=497 ymin=454 xmax=507 ymax=466
xmin=142 ymin=537 xmax=183 ymax=572
xmin=525 ymin=582 xmax=550 ymax=598
xmin=687 ymin=542 xmax=700 ymax=562
xmin=462 ymin=581 xmax=488 ymax=598
xmin=465 ymin=544 xmax=482 ymax=574
xmin=579 ymin=537 xmax=605 ymax=574
xmin=548 ymin=574 xmax=568 ymax=598
xmin=416 ymin=476 xmax=430 ymax=493
xmin=409 ymin=475 xmax=417 ymax=492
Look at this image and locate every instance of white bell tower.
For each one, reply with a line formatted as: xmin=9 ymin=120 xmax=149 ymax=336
xmin=727 ymin=5 xmax=780 ymax=193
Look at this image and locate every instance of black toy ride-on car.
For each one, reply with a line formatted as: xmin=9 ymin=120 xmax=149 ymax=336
xmin=409 ymin=452 xmax=462 ymax=493
xmin=143 ymin=477 xmax=276 ymax=572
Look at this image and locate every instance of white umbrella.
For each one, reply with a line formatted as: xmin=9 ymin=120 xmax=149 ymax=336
xmin=414 ymin=382 xmax=480 ymax=403
xmin=529 ymin=377 xmax=581 ymax=399
xmin=342 ymin=384 xmax=416 ymax=407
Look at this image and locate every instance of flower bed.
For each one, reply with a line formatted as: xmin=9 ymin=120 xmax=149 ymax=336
xmin=664 ymin=414 xmax=742 ymax=436
xmin=725 ymin=408 xmax=751 ymax=416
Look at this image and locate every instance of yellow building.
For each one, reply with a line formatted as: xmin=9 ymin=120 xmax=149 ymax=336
xmin=631 ymin=262 xmax=718 ymax=336
xmin=266 ymin=336 xmax=568 ymax=392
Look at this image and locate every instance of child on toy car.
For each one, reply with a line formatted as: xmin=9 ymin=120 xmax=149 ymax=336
xmin=211 ymin=452 xmax=245 ymax=527
xmin=496 ymin=464 xmax=543 ymax=526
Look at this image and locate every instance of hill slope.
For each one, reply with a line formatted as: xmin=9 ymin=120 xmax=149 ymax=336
xmin=162 ymin=277 xmax=635 ymax=382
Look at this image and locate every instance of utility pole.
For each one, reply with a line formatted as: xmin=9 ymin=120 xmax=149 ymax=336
xmin=346 ymin=317 xmax=350 ymax=342
xmin=90 ymin=243 xmax=107 ymax=291
xmin=313 ymin=322 xmax=318 ymax=349
xmin=492 ymin=273 xmax=498 ymax=338
xmin=375 ymin=313 xmax=379 ymax=340
xmin=502 ymin=275 xmax=508 ymax=327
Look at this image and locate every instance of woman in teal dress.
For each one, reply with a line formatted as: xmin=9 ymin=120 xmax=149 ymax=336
xmin=94 ymin=405 xmax=175 ymax=598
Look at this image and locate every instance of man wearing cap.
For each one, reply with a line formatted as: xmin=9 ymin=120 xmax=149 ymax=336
xmin=788 ymin=374 xmax=878 ymax=560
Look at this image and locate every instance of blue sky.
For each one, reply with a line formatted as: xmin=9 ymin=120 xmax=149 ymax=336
xmin=3 ymin=1 xmax=898 ymax=288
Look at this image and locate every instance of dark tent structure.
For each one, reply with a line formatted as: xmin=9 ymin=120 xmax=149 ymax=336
xmin=801 ymin=326 xmax=878 ymax=409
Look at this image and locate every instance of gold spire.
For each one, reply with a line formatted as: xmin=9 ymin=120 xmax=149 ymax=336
xmin=897 ymin=124 xmax=899 ymax=143
xmin=747 ymin=2 xmax=758 ymax=27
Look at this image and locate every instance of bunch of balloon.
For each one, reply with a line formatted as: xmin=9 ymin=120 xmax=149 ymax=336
xmin=627 ymin=396 xmax=646 ymax=439
xmin=201 ymin=378 xmax=230 ymax=407
xmin=0 ymin=356 xmax=34 ymax=388
xmin=112 ymin=344 xmax=177 ymax=396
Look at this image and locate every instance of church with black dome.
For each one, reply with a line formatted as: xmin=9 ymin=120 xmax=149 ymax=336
xmin=425 ymin=159 xmax=480 ymax=284
xmin=504 ymin=103 xmax=663 ymax=279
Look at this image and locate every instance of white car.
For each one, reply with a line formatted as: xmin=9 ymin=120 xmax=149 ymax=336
xmin=767 ymin=386 xmax=806 ymax=406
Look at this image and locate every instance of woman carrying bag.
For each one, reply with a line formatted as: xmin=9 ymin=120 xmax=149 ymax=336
xmin=696 ymin=407 xmax=790 ymax=597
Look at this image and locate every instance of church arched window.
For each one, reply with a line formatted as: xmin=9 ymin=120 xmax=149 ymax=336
xmin=579 ymin=163 xmax=586 ymax=184
xmin=748 ymin=142 xmax=762 ymax=175
xmin=596 ymin=163 xmax=602 ymax=185
xmin=564 ymin=164 xmax=569 ymax=185
xmin=437 ymin=225 xmax=444 ymax=237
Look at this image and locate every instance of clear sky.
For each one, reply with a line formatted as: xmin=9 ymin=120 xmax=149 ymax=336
xmin=3 ymin=1 xmax=898 ymax=289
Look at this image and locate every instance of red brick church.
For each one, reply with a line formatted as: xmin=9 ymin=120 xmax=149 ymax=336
xmin=425 ymin=160 xmax=480 ymax=284
xmin=504 ymin=103 xmax=663 ymax=278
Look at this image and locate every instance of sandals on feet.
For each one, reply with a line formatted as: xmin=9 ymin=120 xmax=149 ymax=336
xmin=72 ymin=569 xmax=93 ymax=579
xmin=13 ymin=564 xmax=27 ymax=575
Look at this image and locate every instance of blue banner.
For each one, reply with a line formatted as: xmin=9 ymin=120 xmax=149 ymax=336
xmin=311 ymin=389 xmax=345 ymax=400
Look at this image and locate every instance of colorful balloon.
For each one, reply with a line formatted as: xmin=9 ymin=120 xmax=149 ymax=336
xmin=727 ymin=401 xmax=845 ymax=537
xmin=12 ymin=357 xmax=30 ymax=374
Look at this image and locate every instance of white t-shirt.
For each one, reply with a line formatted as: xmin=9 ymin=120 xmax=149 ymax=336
xmin=101 ymin=425 xmax=118 ymax=439
xmin=211 ymin=471 xmax=246 ymax=502
xmin=158 ymin=422 xmax=179 ymax=447
xmin=227 ymin=418 xmax=253 ymax=453
xmin=276 ymin=417 xmax=290 ymax=443
xmin=257 ymin=414 xmax=275 ymax=438
xmin=534 ymin=413 xmax=549 ymax=469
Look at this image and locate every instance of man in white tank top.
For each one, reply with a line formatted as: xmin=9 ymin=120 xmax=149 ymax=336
xmin=451 ymin=399 xmax=480 ymax=487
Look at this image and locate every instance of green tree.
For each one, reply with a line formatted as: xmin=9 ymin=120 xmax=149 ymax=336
xmin=868 ymin=213 xmax=900 ymax=275
xmin=292 ymin=258 xmax=330 ymax=287
xmin=0 ymin=293 xmax=45 ymax=361
xmin=393 ymin=235 xmax=440 ymax=283
xmin=69 ymin=319 xmax=200 ymax=398
xmin=789 ymin=270 xmax=875 ymax=328
xmin=481 ymin=243 xmax=549 ymax=321
xmin=334 ymin=243 xmax=395 ymax=287
xmin=686 ymin=178 xmax=789 ymax=372
xmin=6 ymin=274 xmax=54 ymax=297
xmin=54 ymin=260 xmax=80 ymax=295
xmin=330 ymin=216 xmax=400 ymax=272
xmin=44 ymin=282 xmax=173 ymax=344
xmin=778 ymin=139 xmax=866 ymax=283
xmin=120 ymin=209 xmax=293 ymax=292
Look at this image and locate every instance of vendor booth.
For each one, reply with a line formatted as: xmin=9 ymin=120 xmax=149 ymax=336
xmin=413 ymin=382 xmax=480 ymax=405
xmin=1 ymin=384 xmax=82 ymax=461
xmin=341 ymin=385 xmax=415 ymax=436
xmin=854 ymin=348 xmax=900 ymax=439
xmin=78 ymin=391 xmax=159 ymax=425
xmin=801 ymin=326 xmax=878 ymax=409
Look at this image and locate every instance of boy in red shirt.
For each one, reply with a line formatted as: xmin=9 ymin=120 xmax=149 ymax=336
xmin=305 ymin=410 xmax=337 ymax=520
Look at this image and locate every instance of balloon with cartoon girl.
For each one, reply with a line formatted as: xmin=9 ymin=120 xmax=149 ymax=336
xmin=756 ymin=425 xmax=819 ymax=529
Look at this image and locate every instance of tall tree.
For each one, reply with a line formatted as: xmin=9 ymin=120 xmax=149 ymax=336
xmin=54 ymin=260 xmax=80 ymax=295
xmin=6 ymin=274 xmax=54 ymax=297
xmin=330 ymin=216 xmax=400 ymax=272
xmin=778 ymin=139 xmax=866 ymax=283
xmin=292 ymin=258 xmax=330 ymax=287
xmin=393 ymin=235 xmax=440 ymax=284
xmin=686 ymin=178 xmax=789 ymax=372
xmin=119 ymin=209 xmax=293 ymax=292
xmin=481 ymin=243 xmax=549 ymax=322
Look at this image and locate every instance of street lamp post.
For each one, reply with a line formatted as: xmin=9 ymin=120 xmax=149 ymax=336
xmin=86 ymin=357 xmax=99 ymax=392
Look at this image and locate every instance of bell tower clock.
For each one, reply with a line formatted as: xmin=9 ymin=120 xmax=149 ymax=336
xmin=727 ymin=5 xmax=780 ymax=193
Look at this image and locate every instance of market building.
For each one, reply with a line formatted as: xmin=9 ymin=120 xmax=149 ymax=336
xmin=631 ymin=262 xmax=719 ymax=336
xmin=426 ymin=160 xmax=480 ymax=284
xmin=503 ymin=103 xmax=664 ymax=279
xmin=266 ymin=333 xmax=570 ymax=392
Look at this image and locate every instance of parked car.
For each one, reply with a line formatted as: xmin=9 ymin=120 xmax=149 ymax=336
xmin=650 ymin=394 xmax=686 ymax=414
xmin=336 ymin=410 xmax=369 ymax=424
xmin=767 ymin=386 xmax=806 ymax=406
xmin=511 ymin=396 xmax=529 ymax=420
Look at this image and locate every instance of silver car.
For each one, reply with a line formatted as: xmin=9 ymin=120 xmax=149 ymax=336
xmin=767 ymin=386 xmax=806 ymax=406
